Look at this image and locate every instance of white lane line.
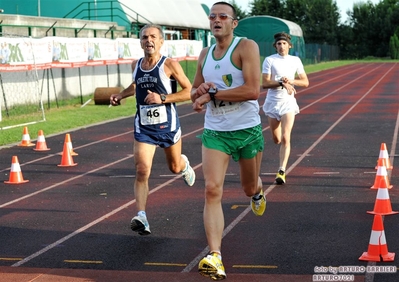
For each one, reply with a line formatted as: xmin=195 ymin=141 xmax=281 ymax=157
xmin=3 ymin=118 xmax=204 ymax=266
xmin=0 ymin=130 xmax=134 ymax=173
xmin=0 ymin=126 xmax=203 ymax=208
xmin=389 ymin=96 xmax=399 ymax=171
xmin=0 ymin=112 xmax=200 ymax=173
xmin=9 ymin=63 xmax=399 ymax=273
xmin=11 ymin=163 xmax=202 ymax=267
xmin=0 ymin=155 xmax=132 ymax=209
xmin=182 ymin=63 xmax=396 ymax=274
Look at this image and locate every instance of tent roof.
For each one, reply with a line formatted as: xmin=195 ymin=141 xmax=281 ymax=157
xmin=239 ymin=16 xmax=303 ymax=37
xmin=234 ymin=15 xmax=305 ymax=58
xmin=119 ymin=0 xmax=210 ymax=30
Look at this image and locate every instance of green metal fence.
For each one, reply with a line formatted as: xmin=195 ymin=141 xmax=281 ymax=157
xmin=257 ymin=41 xmax=340 ymax=65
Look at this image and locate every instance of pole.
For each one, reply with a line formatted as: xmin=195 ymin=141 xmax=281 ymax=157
xmin=94 ymin=0 xmax=97 ymax=20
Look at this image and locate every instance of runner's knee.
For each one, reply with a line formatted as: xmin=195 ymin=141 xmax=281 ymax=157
xmin=135 ymin=163 xmax=151 ymax=180
xmin=205 ymin=183 xmax=223 ymax=200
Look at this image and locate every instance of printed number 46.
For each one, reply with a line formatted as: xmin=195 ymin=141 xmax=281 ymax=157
xmin=147 ymin=109 xmax=160 ymax=118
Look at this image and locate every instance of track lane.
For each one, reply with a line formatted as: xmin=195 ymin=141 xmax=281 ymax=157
xmin=0 ymin=63 xmax=398 ymax=282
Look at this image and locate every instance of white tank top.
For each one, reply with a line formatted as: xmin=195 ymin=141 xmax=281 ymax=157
xmin=202 ymin=37 xmax=260 ymax=131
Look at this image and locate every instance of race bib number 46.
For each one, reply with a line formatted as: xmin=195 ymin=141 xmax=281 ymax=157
xmin=140 ymin=104 xmax=167 ymax=125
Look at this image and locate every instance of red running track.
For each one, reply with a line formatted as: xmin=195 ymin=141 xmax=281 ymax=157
xmin=0 ymin=62 xmax=398 ymax=282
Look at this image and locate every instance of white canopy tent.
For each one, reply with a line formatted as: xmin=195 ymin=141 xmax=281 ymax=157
xmin=118 ymin=0 xmax=210 ymax=30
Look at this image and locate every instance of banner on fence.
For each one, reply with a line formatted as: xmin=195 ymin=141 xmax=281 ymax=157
xmin=0 ymin=37 xmax=202 ymax=72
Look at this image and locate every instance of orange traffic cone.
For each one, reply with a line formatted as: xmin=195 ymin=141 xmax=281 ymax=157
xmin=65 ymin=133 xmax=78 ymax=156
xmin=375 ymin=143 xmax=393 ymax=170
xmin=368 ymin=178 xmax=398 ymax=216
xmin=4 ymin=156 xmax=29 ymax=184
xmin=359 ymin=214 xmax=395 ymax=262
xmin=18 ymin=126 xmax=35 ymax=147
xmin=33 ymin=130 xmax=50 ymax=151
xmin=371 ymin=158 xmax=392 ymax=189
xmin=58 ymin=141 xmax=77 ymax=167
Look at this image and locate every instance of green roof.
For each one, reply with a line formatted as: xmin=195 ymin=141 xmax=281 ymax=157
xmin=234 ymin=15 xmax=305 ymax=58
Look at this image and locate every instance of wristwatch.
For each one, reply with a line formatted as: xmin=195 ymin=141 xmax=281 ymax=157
xmin=279 ymin=81 xmax=284 ymax=89
xmin=160 ymin=94 xmax=167 ymax=103
xmin=208 ymin=87 xmax=218 ymax=107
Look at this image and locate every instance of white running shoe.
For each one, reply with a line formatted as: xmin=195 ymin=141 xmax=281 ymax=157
xmin=130 ymin=215 xmax=151 ymax=235
xmin=181 ymin=154 xmax=195 ymax=186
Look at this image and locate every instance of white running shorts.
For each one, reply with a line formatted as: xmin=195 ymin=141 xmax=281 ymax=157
xmin=263 ymin=98 xmax=299 ymax=121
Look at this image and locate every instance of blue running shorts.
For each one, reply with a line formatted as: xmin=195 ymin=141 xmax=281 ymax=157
xmin=134 ymin=127 xmax=181 ymax=148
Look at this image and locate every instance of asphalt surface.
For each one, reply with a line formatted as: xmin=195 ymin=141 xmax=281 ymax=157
xmin=0 ymin=62 xmax=398 ymax=282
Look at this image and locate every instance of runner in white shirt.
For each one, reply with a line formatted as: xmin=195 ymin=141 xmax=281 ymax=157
xmin=262 ymin=32 xmax=309 ymax=185
xmin=191 ymin=2 xmax=265 ymax=280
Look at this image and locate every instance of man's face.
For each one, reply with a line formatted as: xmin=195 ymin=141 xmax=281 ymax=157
xmin=209 ymin=5 xmax=236 ymax=37
xmin=276 ymin=40 xmax=291 ymax=56
xmin=140 ymin=27 xmax=164 ymax=55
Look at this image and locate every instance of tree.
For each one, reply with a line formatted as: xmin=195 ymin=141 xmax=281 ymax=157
xmin=242 ymin=0 xmax=399 ymax=58
xmin=228 ymin=0 xmax=249 ymax=20
xmin=285 ymin=0 xmax=340 ymax=45
xmin=389 ymin=34 xmax=399 ymax=59
xmin=350 ymin=2 xmax=378 ymax=57
xmin=249 ymin=0 xmax=284 ymax=17
xmin=248 ymin=0 xmax=340 ymax=44
xmin=349 ymin=0 xmax=399 ymax=57
xmin=284 ymin=0 xmax=308 ymax=24
xmin=372 ymin=0 xmax=399 ymax=57
xmin=336 ymin=23 xmax=356 ymax=59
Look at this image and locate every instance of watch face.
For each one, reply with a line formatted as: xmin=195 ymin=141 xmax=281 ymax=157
xmin=161 ymin=95 xmax=166 ymax=101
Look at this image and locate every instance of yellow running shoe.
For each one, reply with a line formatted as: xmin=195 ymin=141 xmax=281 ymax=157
xmin=198 ymin=252 xmax=226 ymax=281
xmin=275 ymin=170 xmax=286 ymax=184
xmin=251 ymin=189 xmax=266 ymax=216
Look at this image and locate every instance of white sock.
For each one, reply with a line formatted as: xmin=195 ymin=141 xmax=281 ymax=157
xmin=181 ymin=156 xmax=188 ymax=173
xmin=138 ymin=211 xmax=146 ymax=218
xmin=210 ymin=251 xmax=222 ymax=260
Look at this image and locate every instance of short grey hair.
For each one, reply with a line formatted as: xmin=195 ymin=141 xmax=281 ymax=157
xmin=139 ymin=24 xmax=164 ymax=39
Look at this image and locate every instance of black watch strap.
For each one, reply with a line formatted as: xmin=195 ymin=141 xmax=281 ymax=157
xmin=209 ymin=87 xmax=218 ymax=107
xmin=209 ymin=92 xmax=216 ymax=101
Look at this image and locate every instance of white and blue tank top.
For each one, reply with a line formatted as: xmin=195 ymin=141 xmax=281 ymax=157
xmin=133 ymin=56 xmax=179 ymax=134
